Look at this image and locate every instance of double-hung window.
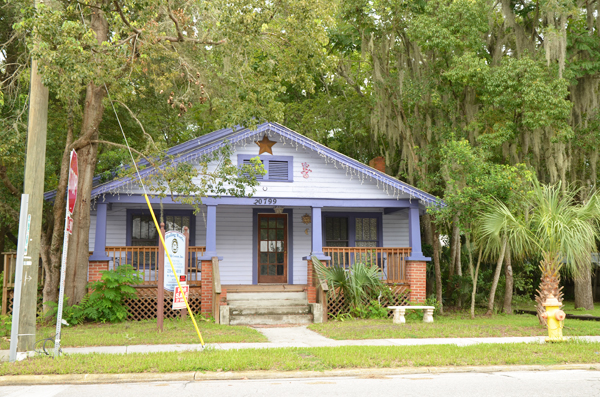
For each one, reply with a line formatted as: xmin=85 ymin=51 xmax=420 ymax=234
xmin=237 ymin=154 xmax=293 ymax=182
xmin=323 ymin=213 xmax=382 ymax=267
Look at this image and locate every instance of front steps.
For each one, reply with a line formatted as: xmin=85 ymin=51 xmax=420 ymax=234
xmin=224 ymin=290 xmax=317 ymax=326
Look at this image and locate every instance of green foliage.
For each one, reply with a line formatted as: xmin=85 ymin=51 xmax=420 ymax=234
xmin=48 ymin=265 xmax=143 ymax=324
xmin=83 ymin=265 xmax=143 ymax=323
xmin=351 ymin=300 xmax=388 ymax=319
xmin=313 ymin=256 xmax=389 ymax=311
xmin=0 ymin=314 xmax=11 ymax=337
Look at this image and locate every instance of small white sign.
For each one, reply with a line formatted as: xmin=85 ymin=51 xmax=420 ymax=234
xmin=163 ymin=231 xmax=186 ymax=292
xmin=172 ymin=284 xmax=189 ymax=310
xmin=23 ymin=215 xmax=31 ymax=256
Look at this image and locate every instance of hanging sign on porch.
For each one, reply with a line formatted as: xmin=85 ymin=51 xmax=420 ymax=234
xmin=163 ymin=231 xmax=186 ymax=291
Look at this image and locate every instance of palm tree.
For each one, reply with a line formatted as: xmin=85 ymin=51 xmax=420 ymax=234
xmin=478 ymin=180 xmax=599 ymax=323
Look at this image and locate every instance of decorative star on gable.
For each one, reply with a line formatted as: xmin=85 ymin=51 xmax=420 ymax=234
xmin=256 ymin=135 xmax=276 ymax=155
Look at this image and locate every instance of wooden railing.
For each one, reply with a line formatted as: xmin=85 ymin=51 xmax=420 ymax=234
xmin=322 ymin=247 xmax=411 ymax=284
xmin=211 ymin=257 xmax=222 ymax=324
xmin=105 ymin=246 xmax=205 ymax=285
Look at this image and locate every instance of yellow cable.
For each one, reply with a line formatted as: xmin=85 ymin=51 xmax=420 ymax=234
xmin=145 ymin=194 xmax=205 ymax=346
xmin=104 ymin=83 xmax=205 ymax=347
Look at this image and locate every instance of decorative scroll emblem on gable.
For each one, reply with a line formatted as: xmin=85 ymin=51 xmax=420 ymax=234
xmin=301 ymin=214 xmax=311 ymax=225
xmin=301 ymin=162 xmax=312 ymax=178
xmin=171 ymin=239 xmax=179 ymax=254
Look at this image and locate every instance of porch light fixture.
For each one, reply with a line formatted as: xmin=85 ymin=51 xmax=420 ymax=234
xmin=274 ymin=206 xmax=284 ymax=214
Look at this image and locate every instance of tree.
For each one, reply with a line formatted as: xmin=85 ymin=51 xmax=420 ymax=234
xmin=7 ymin=0 xmax=334 ymax=306
xmin=479 ymin=180 xmax=599 ymax=323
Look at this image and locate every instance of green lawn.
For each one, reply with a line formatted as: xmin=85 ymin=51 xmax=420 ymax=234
xmin=1 ymin=342 xmax=599 ymax=376
xmin=514 ymin=300 xmax=600 ymax=317
xmin=308 ymin=310 xmax=600 ymax=340
xmin=0 ymin=318 xmax=267 ymax=350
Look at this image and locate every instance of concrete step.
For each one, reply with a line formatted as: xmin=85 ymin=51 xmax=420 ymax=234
xmin=230 ymin=305 xmax=311 ymax=316
xmin=227 ymin=291 xmax=307 ymax=301
xmin=229 ymin=313 xmax=314 ymax=326
xmin=228 ymin=299 xmax=309 ymax=308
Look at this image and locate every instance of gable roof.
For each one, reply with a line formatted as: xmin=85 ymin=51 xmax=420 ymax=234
xmin=48 ymin=122 xmax=443 ymax=206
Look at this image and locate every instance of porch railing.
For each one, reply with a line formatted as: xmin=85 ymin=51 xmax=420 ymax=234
xmin=322 ymin=247 xmax=411 ymax=284
xmin=105 ymin=246 xmax=205 ymax=285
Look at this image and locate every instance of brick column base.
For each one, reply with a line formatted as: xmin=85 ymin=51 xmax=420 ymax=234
xmin=88 ymin=261 xmax=109 ymax=283
xmin=406 ymin=261 xmax=427 ymax=303
xmin=306 ymin=260 xmax=316 ymax=303
xmin=201 ymin=260 xmax=213 ymax=316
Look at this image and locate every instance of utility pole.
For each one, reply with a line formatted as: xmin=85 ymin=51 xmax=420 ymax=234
xmin=18 ymin=52 xmax=49 ymax=351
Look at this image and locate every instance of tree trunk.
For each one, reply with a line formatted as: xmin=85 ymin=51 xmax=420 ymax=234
xmin=594 ymin=267 xmax=598 ymax=301
xmin=64 ymin=8 xmax=109 ymax=306
xmin=574 ymin=266 xmax=594 ymax=310
xmin=42 ymin=109 xmax=73 ymax=312
xmin=502 ymin=245 xmax=513 ymax=314
xmin=471 ymin=247 xmax=483 ymax=319
xmin=486 ymin=236 xmax=507 ymax=315
xmin=422 ymin=214 xmax=434 ymax=298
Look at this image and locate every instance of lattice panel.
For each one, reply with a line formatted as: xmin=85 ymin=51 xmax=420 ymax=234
xmin=326 ymin=286 xmax=410 ymax=320
xmin=125 ymin=287 xmax=202 ymax=321
xmin=3 ymin=290 xmax=44 ymax=317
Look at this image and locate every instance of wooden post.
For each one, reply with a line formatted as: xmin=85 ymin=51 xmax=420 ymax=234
xmin=181 ymin=227 xmax=189 ymax=320
xmin=1 ymin=253 xmax=8 ymax=316
xmin=212 ymin=257 xmax=221 ymax=324
xmin=157 ymin=223 xmax=165 ymax=332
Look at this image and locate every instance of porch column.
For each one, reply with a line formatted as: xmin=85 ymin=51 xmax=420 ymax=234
xmin=89 ymin=203 xmax=110 ymax=261
xmin=406 ymin=203 xmax=429 ymax=303
xmin=199 ymin=205 xmax=221 ymax=260
xmin=406 ymin=204 xmax=429 ymax=261
xmin=303 ymin=206 xmax=330 ymax=261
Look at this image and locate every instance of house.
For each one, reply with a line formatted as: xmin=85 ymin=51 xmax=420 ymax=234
xmin=83 ymin=122 xmax=440 ymax=324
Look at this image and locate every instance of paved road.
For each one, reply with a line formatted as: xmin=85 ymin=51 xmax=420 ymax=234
xmin=2 ymin=370 xmax=600 ymax=397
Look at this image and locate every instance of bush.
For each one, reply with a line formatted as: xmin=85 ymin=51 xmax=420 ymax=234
xmin=47 ymin=265 xmax=142 ymax=324
xmin=0 ymin=314 xmax=11 ymax=337
xmin=83 ymin=265 xmax=143 ymax=323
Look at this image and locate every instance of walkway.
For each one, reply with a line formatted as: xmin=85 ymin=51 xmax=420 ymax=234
xmin=3 ymin=326 xmax=599 ymax=360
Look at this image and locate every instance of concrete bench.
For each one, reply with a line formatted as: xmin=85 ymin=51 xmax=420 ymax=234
xmin=387 ymin=306 xmax=435 ymax=324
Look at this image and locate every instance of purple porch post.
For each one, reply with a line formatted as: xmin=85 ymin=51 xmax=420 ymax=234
xmin=89 ymin=203 xmax=110 ymax=261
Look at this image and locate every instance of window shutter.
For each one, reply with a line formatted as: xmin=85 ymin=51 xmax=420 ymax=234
xmin=243 ymin=159 xmax=264 ymax=180
xmin=268 ymin=160 xmax=289 ymax=181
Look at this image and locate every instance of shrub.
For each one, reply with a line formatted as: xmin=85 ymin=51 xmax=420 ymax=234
xmin=83 ymin=265 xmax=143 ymax=323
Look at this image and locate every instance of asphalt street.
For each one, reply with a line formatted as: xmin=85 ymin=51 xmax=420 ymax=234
xmin=2 ymin=370 xmax=599 ymax=397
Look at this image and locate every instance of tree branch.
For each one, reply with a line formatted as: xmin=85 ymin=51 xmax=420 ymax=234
xmin=0 ymin=165 xmax=20 ymax=197
xmin=337 ymin=62 xmax=365 ymax=97
xmin=91 ymin=140 xmax=156 ymax=166
xmin=113 ymin=0 xmax=141 ymax=34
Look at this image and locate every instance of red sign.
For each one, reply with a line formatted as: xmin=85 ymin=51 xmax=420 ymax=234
xmin=67 ymin=150 xmax=78 ymax=215
xmin=172 ymin=284 xmax=189 ymax=310
xmin=66 ymin=215 xmax=74 ymax=235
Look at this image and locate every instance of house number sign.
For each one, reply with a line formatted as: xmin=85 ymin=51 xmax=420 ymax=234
xmin=254 ymin=198 xmax=277 ymax=205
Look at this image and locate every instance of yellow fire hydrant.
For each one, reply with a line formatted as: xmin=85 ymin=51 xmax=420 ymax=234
xmin=541 ymin=294 xmax=566 ymax=342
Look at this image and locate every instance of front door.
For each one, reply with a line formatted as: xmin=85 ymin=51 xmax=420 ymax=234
xmin=258 ymin=213 xmax=288 ymax=283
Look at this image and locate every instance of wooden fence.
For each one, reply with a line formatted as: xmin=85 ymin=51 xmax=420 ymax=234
xmin=326 ymin=285 xmax=410 ymax=320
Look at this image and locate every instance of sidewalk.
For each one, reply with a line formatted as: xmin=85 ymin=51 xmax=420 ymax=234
xmin=2 ymin=326 xmax=600 ymax=359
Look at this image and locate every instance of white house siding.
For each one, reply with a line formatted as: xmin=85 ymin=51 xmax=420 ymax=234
xmin=292 ymin=207 xmax=311 ymax=284
xmin=216 ymin=206 xmax=253 ymax=285
xmin=382 ymin=210 xmax=410 ymax=247
xmin=89 ymin=212 xmax=96 ymax=252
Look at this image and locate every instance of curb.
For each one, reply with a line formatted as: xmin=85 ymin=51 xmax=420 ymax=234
xmin=1 ymin=364 xmax=599 ymax=386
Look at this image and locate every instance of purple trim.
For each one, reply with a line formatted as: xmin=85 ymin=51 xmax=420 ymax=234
xmin=407 ymin=205 xmax=430 ymax=262
xmin=321 ymin=212 xmax=383 ymax=248
xmin=98 ymin=195 xmax=419 ymax=208
xmin=252 ymin=208 xmax=294 ymax=285
xmin=89 ymin=203 xmax=110 ymax=261
xmin=199 ymin=205 xmax=218 ymax=260
xmin=237 ymin=154 xmax=294 ymax=182
xmin=125 ymin=208 xmax=196 ymax=247
xmin=81 ymin=122 xmax=442 ymax=206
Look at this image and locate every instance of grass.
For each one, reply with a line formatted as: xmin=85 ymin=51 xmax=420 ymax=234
xmin=308 ymin=310 xmax=600 ymax=340
xmin=514 ymin=300 xmax=600 ymax=317
xmin=1 ymin=341 xmax=599 ymax=376
xmin=0 ymin=318 xmax=267 ymax=350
